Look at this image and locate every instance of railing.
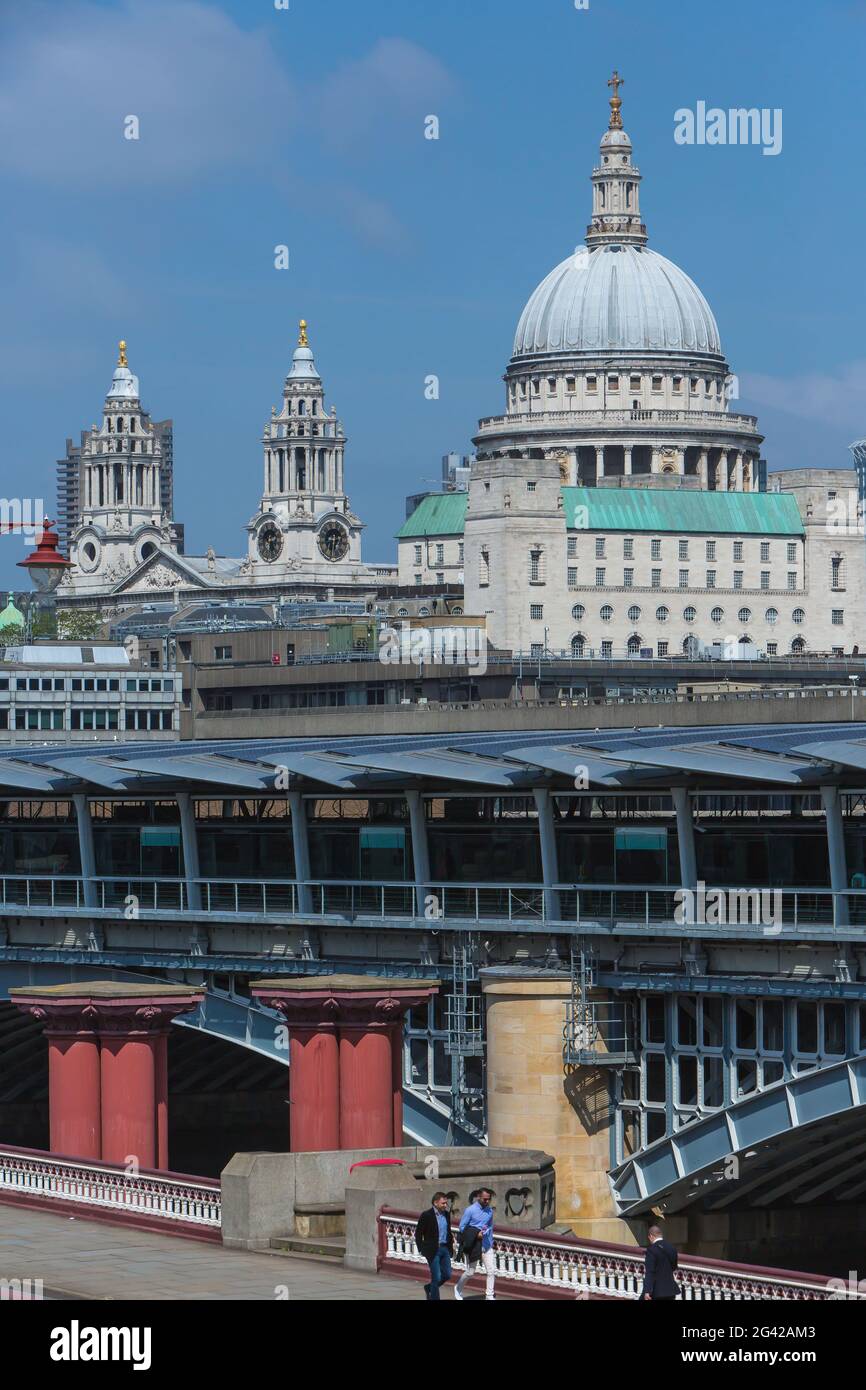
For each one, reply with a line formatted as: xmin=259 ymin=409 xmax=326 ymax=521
xmin=476 ymin=407 xmax=760 ymax=431
xmin=377 ymin=1209 xmax=852 ymax=1300
xmin=0 ymin=1145 xmax=221 ymax=1233
xmin=2 ymin=876 xmax=866 ymax=935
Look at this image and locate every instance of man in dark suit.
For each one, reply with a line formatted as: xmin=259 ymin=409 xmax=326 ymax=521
xmin=639 ymin=1225 xmax=680 ymax=1301
xmin=414 ymin=1193 xmax=455 ymax=1300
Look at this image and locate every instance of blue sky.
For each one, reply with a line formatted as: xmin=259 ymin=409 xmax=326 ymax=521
xmin=0 ymin=0 xmax=864 ymax=585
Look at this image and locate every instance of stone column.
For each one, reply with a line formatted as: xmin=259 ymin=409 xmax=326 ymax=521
xmin=734 ymin=453 xmax=744 ymax=491
xmin=8 ymin=983 xmax=204 ymax=1168
xmin=595 ymin=445 xmax=604 ymax=480
xmin=719 ymin=451 xmax=729 ymax=491
xmin=482 ymin=967 xmax=629 ymax=1243
xmin=623 ymin=446 xmax=633 ymax=476
xmin=698 ymin=450 xmax=709 ymax=489
xmin=251 ymin=975 xmax=438 ymax=1152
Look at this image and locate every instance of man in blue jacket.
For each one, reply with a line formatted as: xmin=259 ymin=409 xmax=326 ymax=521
xmin=454 ymin=1188 xmax=496 ymax=1301
xmin=639 ymin=1225 xmax=680 ymax=1301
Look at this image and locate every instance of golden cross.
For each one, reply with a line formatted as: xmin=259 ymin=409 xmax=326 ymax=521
xmin=608 ymin=70 xmax=624 ymax=101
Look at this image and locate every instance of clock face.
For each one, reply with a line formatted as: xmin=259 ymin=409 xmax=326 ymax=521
xmin=317 ymin=521 xmax=349 ymax=562
xmin=257 ymin=523 xmax=283 ymax=563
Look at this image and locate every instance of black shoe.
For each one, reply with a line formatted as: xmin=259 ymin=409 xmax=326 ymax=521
xmin=424 ymin=1283 xmax=432 ymax=1299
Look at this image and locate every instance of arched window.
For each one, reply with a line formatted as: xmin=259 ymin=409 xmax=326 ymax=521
xmin=600 ymin=605 xmax=614 ymax=622
xmin=738 ymin=607 xmax=752 ymax=624
xmin=627 ymin=634 xmax=643 ymax=655
xmin=740 ymin=634 xmax=752 ymax=644
xmin=791 ymin=637 xmax=806 ymax=654
xmin=683 ymin=635 xmax=700 ymax=658
xmin=792 ymin=608 xmax=805 ymax=625
xmin=571 ymin=634 xmax=586 ymax=657
xmin=628 ymin=605 xmax=641 ymax=622
xmin=765 ymin=607 xmax=778 ymax=626
xmin=683 ymin=606 xmax=696 ymax=623
xmin=711 ymin=607 xmax=724 ymax=624
xmin=298 ymin=400 xmax=306 ymax=416
xmin=656 ymin=606 xmax=669 ymax=623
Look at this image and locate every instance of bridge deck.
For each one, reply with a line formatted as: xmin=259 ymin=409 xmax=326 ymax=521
xmin=0 ymin=1204 xmax=425 ymax=1301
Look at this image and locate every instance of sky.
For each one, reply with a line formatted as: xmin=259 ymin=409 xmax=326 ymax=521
xmin=0 ymin=0 xmax=865 ymax=585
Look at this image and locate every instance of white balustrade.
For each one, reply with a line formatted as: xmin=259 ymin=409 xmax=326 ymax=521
xmin=0 ymin=1147 xmax=220 ymax=1229
xmin=377 ymin=1210 xmax=843 ymax=1300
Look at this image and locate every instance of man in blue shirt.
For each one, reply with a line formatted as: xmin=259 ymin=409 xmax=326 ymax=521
xmin=454 ymin=1187 xmax=496 ymax=1300
xmin=414 ymin=1193 xmax=455 ymax=1300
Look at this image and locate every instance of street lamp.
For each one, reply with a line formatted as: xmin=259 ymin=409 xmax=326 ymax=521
xmin=6 ymin=518 xmax=71 ymax=641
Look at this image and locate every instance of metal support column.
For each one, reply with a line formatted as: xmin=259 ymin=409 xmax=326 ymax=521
xmin=406 ymin=789 xmax=431 ymax=918
xmin=672 ymin=786 xmax=697 ymax=890
xmin=73 ymin=794 xmax=98 ymax=910
xmin=288 ymin=791 xmax=313 ymax=915
xmin=534 ymin=787 xmax=560 ymax=922
xmin=822 ymin=785 xmax=849 ymax=927
xmin=176 ymin=792 xmax=202 ymax=912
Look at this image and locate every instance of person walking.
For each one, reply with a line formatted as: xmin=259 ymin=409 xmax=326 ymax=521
xmin=638 ymin=1225 xmax=680 ymax=1301
xmin=414 ymin=1193 xmax=455 ymax=1301
xmin=454 ymin=1188 xmax=496 ymax=1301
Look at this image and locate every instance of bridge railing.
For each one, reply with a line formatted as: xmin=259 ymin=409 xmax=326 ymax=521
xmin=377 ymin=1208 xmax=851 ymax=1300
xmin=0 ymin=874 xmax=865 ymax=936
xmin=0 ymin=1145 xmax=221 ymax=1237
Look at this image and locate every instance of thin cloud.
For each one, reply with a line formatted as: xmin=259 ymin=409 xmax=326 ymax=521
xmin=312 ymin=37 xmax=456 ymax=156
xmin=741 ymin=362 xmax=866 ymax=435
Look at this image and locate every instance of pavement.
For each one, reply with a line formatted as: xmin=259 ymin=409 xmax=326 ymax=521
xmin=0 ymin=1205 xmax=442 ymax=1301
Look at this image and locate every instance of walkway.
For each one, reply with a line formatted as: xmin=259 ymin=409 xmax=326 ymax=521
xmin=0 ymin=1205 xmax=430 ymax=1301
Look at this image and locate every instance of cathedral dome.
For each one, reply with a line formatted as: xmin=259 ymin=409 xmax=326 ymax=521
xmin=512 ymin=243 xmax=723 ymax=363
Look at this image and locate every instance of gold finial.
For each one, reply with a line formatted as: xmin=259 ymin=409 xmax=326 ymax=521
xmin=607 ymin=70 xmax=624 ymax=130
xmin=298 ymin=319 xmax=309 ymax=348
xmin=118 ymin=339 xmax=128 ymax=367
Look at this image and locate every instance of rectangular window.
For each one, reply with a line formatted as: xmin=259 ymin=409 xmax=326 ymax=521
xmin=672 ymin=376 xmax=683 ymax=393
xmin=787 ymin=572 xmax=796 ymax=590
xmin=651 ymin=539 xmax=661 ymax=560
xmin=530 ymin=643 xmax=543 ymax=658
xmin=623 ymin=568 xmax=634 ymax=587
xmin=766 ymin=642 xmax=777 ymax=656
xmin=414 ymin=573 xmax=422 ymax=585
xmin=530 ymin=604 xmax=543 ymax=620
xmin=707 ymin=570 xmax=717 ymax=589
xmin=651 ymin=569 xmax=661 ymax=589
xmin=760 ymin=571 xmax=770 ymax=590
xmin=601 ymin=641 xmax=613 ymax=659
xmin=458 ymin=543 xmax=464 ymax=563
xmin=595 ymin=537 xmax=605 ymax=558
xmin=479 ymin=549 xmax=489 ymax=586
xmin=733 ymin=541 xmax=743 ymax=562
xmin=567 ymin=567 xmax=578 ymax=589
xmin=630 ymin=374 xmax=641 ymax=392
xmin=760 ymin=542 xmax=770 ymax=562
xmin=832 ymin=557 xmax=843 ymax=589
xmin=787 ymin=543 xmax=796 ymax=563
xmin=678 ymin=540 xmax=688 ymax=561
xmin=435 ymin=543 xmax=444 ymax=564
xmin=832 ymin=609 xmax=844 ymax=625
xmin=596 ymin=568 xmax=605 ymax=587
xmin=623 ymin=538 xmax=634 ymax=559
xmin=678 ymin=570 xmax=688 ymax=588
xmin=586 ymin=375 xmax=597 ymax=393
xmin=436 ymin=572 xmax=444 ymax=584
xmin=607 ymin=374 xmax=619 ymax=392
xmin=414 ymin=545 xmax=422 ymax=565
xmin=733 ymin=571 xmax=742 ymax=590
xmin=706 ymin=541 xmax=715 ymax=561
xmin=529 ymin=550 xmax=541 ymax=583
xmin=658 ymin=641 xmax=668 ymax=658
xmin=214 ymin=645 xmax=232 ymax=661
xmin=565 ymin=376 xmax=576 ymax=393
xmin=567 ymin=536 xmax=577 ymax=558
xmin=651 ymin=375 xmax=663 ymax=392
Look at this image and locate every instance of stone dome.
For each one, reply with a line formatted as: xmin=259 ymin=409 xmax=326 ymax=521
xmin=512 ymin=243 xmax=723 ymax=364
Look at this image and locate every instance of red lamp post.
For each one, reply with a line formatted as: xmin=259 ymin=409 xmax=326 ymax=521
xmin=1 ymin=518 xmax=71 ymax=641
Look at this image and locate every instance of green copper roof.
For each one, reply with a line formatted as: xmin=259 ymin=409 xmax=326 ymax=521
xmin=0 ymin=592 xmax=24 ymax=631
xmin=396 ymin=492 xmax=468 ymax=539
xmin=397 ymin=486 xmax=804 ymax=539
xmin=562 ymin=488 xmax=804 ymax=536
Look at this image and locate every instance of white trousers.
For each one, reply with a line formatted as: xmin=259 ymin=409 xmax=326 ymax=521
xmin=456 ymin=1247 xmax=496 ymax=1298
